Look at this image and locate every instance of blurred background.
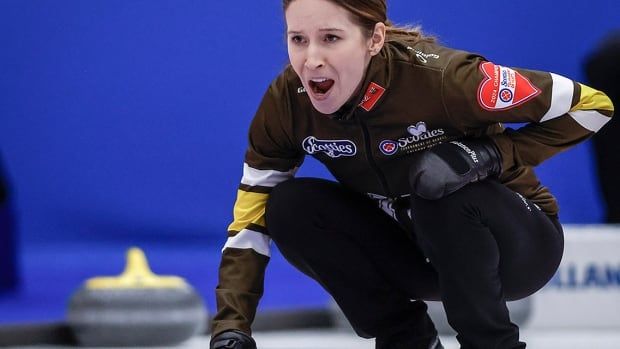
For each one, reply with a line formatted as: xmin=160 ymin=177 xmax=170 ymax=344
xmin=0 ymin=0 xmax=618 ymax=331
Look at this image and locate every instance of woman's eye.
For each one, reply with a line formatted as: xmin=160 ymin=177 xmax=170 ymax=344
xmin=291 ymin=36 xmax=305 ymax=44
xmin=325 ymin=34 xmax=340 ymax=42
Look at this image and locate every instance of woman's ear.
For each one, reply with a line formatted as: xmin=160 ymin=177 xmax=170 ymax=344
xmin=369 ymin=22 xmax=386 ymax=56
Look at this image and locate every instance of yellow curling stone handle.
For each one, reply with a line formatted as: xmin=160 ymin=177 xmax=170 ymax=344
xmin=85 ymin=247 xmax=188 ymax=289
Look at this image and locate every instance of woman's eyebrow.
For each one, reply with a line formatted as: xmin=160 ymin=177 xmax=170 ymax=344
xmin=318 ymin=28 xmax=344 ymax=32
xmin=287 ymin=28 xmax=344 ymax=35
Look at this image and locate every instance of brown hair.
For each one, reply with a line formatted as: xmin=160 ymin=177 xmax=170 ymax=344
xmin=282 ymin=0 xmax=434 ymax=44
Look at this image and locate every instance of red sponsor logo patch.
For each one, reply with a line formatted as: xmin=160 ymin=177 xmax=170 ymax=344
xmin=359 ymin=82 xmax=386 ymax=111
xmin=477 ymin=62 xmax=541 ymax=111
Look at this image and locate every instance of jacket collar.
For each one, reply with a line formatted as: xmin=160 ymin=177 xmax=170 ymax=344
xmin=331 ymin=47 xmax=391 ymax=120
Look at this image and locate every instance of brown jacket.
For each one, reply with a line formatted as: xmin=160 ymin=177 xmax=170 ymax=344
xmin=212 ymin=40 xmax=614 ymax=336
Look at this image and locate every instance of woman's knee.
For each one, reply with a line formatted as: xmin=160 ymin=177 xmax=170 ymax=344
xmin=268 ymin=178 xmax=329 ymax=214
xmin=408 ymin=181 xmax=504 ymax=249
xmin=266 ymin=178 xmax=333 ymax=241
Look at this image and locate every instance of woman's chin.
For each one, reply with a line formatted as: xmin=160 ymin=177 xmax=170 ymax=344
xmin=310 ymin=99 xmax=343 ymax=115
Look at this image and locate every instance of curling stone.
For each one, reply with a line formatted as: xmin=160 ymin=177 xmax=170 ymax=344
xmin=67 ymin=247 xmax=207 ymax=347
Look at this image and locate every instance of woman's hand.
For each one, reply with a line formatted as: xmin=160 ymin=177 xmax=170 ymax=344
xmin=210 ymin=330 xmax=257 ymax=349
xmin=409 ymin=138 xmax=502 ymax=200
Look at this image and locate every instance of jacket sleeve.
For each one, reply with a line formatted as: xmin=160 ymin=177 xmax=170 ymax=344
xmin=212 ymin=79 xmax=303 ymax=337
xmin=441 ymin=52 xmax=614 ymax=174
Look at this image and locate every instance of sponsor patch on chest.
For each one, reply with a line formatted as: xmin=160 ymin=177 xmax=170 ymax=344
xmin=379 ymin=121 xmax=447 ymax=156
xmin=359 ymin=82 xmax=386 ymax=111
xmin=302 ymin=136 xmax=357 ymax=158
xmin=477 ymin=62 xmax=541 ymax=111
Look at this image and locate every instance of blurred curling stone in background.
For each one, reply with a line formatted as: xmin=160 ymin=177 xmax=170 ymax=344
xmin=67 ymin=247 xmax=207 ymax=347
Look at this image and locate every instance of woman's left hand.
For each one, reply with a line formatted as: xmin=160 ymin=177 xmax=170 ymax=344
xmin=408 ymin=138 xmax=502 ymax=200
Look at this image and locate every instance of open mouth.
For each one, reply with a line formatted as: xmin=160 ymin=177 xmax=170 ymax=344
xmin=308 ymin=78 xmax=335 ymax=95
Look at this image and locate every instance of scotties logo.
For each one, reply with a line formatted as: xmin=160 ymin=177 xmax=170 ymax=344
xmin=379 ymin=121 xmax=446 ymax=156
xmin=400 ymin=122 xmax=444 ymax=145
xmin=302 ymin=136 xmax=357 ymax=158
xmin=407 ymin=122 xmax=427 ymax=136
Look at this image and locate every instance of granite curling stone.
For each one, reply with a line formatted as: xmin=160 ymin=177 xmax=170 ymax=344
xmin=67 ymin=247 xmax=207 ymax=347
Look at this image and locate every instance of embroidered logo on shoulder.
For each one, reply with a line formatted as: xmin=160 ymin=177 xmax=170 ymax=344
xmin=359 ymin=82 xmax=386 ymax=111
xmin=406 ymin=46 xmax=440 ymax=64
xmin=477 ymin=62 xmax=541 ymax=111
xmin=302 ymin=136 xmax=357 ymax=158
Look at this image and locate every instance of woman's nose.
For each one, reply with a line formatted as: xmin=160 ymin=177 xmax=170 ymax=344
xmin=304 ymin=44 xmax=325 ymax=69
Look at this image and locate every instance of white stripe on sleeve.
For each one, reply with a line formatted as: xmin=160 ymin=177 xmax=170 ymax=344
xmin=223 ymin=229 xmax=271 ymax=257
xmin=241 ymin=163 xmax=297 ymax=187
xmin=568 ymin=110 xmax=611 ymax=132
xmin=540 ymin=73 xmax=574 ymax=123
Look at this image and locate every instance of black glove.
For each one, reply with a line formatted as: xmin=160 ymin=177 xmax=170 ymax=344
xmin=409 ymin=138 xmax=502 ymax=200
xmin=210 ymin=330 xmax=257 ymax=349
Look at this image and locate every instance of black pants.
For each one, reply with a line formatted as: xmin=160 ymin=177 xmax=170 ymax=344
xmin=266 ymin=178 xmax=563 ymax=349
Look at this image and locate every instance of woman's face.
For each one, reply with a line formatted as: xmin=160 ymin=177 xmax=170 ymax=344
xmin=285 ymin=0 xmax=379 ymax=114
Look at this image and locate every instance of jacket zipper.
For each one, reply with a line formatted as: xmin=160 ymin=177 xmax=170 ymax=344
xmin=358 ymin=117 xmax=394 ymax=197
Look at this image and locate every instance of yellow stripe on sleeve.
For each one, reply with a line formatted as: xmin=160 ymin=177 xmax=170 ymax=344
xmin=570 ymin=84 xmax=614 ymax=112
xmin=227 ymin=190 xmax=269 ymax=233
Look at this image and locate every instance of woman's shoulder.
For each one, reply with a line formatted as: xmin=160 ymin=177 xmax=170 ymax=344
xmin=384 ymin=40 xmax=485 ymax=71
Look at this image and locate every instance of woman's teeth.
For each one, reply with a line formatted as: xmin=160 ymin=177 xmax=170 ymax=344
xmin=309 ymin=79 xmax=334 ymax=94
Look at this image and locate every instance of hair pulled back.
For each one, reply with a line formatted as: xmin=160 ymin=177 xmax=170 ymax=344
xmin=283 ymin=0 xmax=434 ymax=44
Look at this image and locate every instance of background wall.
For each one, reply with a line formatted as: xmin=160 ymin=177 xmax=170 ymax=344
xmin=0 ymin=0 xmax=618 ymax=322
